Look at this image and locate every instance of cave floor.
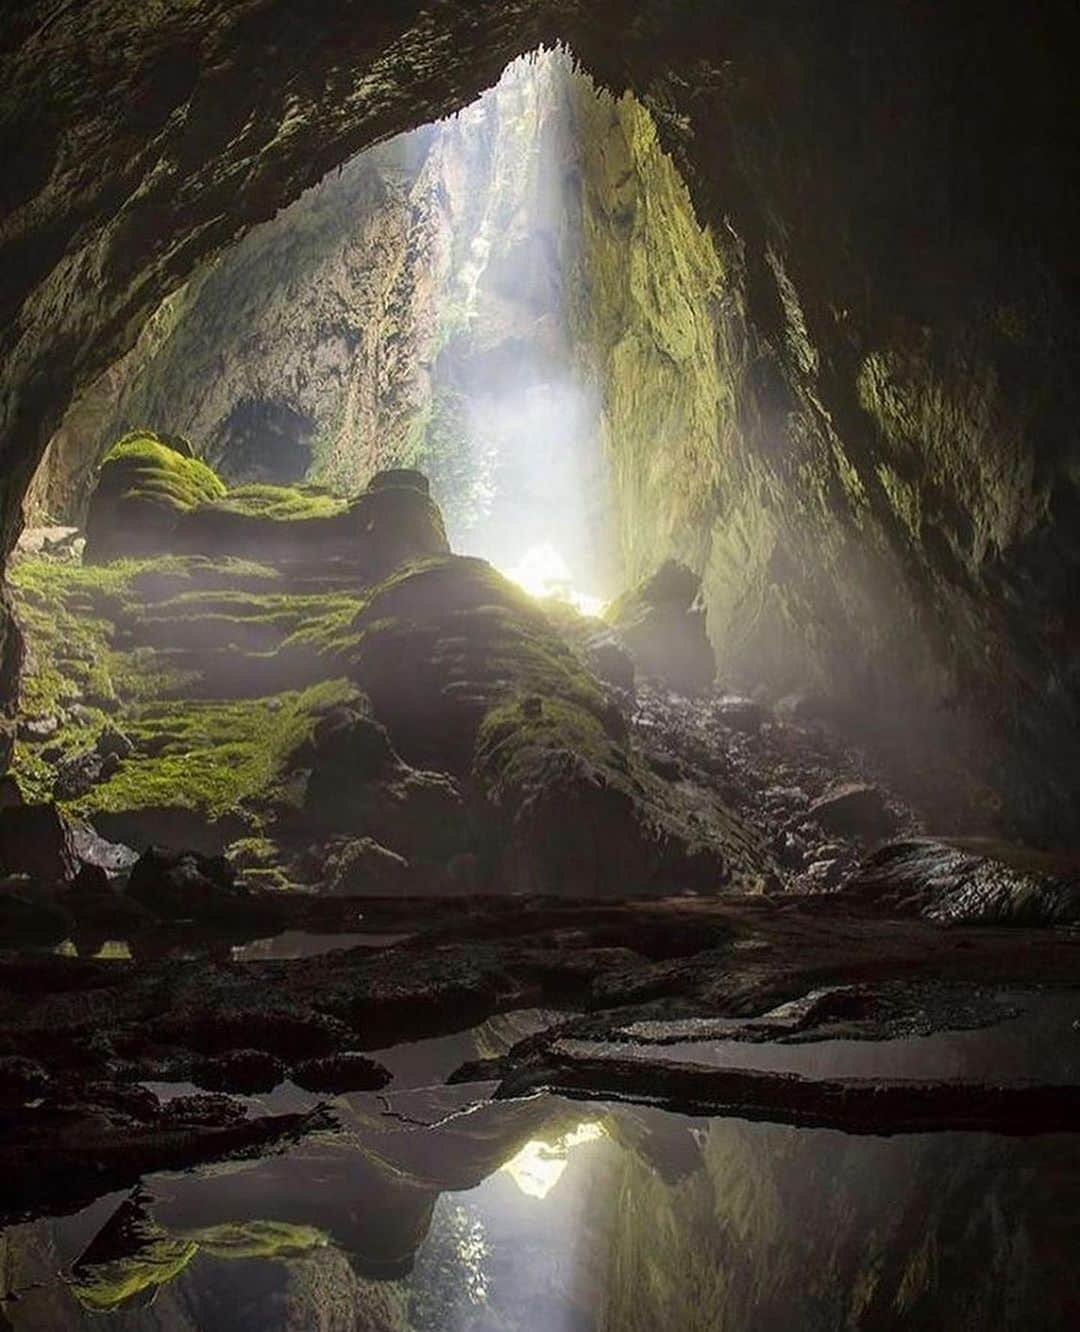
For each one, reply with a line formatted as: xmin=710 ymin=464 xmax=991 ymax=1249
xmin=2 ymin=674 xmax=1078 ymax=1229
xmin=3 ymin=551 xmax=1078 ymax=1326
xmin=2 ymin=904 xmax=1078 ymax=1327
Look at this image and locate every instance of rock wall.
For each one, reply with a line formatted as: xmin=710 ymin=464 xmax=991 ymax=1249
xmin=3 ymin=2 xmax=1079 ymax=839
xmin=28 ymin=54 xmax=617 ymax=585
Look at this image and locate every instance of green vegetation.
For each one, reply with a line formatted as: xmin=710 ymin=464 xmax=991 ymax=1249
xmin=98 ymin=431 xmax=226 ymax=511
xmin=72 ymin=679 xmax=358 ymax=824
xmin=70 ymin=1233 xmax=198 ymax=1314
xmin=187 ymin=1220 xmax=327 ymax=1261
xmin=284 ymin=553 xmax=613 ymax=722
xmin=69 ymin=1216 xmax=326 ymax=1314
xmin=200 ymin=482 xmax=346 ymax=522
xmin=476 ymin=692 xmax=630 ymax=795
xmin=6 ymin=552 xmax=364 ymax=813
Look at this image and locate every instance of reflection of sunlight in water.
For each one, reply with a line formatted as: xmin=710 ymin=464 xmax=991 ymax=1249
xmin=503 ymin=543 xmax=606 ymax=618
xmin=500 ymin=1121 xmax=605 ymax=1199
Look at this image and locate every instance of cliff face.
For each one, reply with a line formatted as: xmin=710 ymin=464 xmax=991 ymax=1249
xmin=28 ymin=54 xmax=617 ymax=588
xmin=28 ymin=49 xmax=734 ymax=609
xmin=600 ymin=1116 xmax=1076 ymax=1331
xmin=4 ymin=3 xmax=1079 ymax=839
xmin=25 ymin=131 xmax=450 ymax=525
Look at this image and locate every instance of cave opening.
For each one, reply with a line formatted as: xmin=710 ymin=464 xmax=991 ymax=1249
xmin=2 ymin=7 xmax=1079 ymax=1326
xmin=28 ymin=49 xmax=659 ymax=616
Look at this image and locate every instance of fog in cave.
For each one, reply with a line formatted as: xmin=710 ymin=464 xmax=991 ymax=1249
xmin=1 ymin=7 xmax=1078 ymax=1331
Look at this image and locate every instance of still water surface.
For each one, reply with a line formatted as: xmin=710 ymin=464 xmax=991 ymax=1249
xmin=3 ymin=1006 xmax=1078 ymax=1330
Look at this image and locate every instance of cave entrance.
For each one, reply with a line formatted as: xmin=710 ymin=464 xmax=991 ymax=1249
xmin=29 ymin=46 xmax=729 ymax=624
xmin=28 ymin=51 xmax=628 ymax=614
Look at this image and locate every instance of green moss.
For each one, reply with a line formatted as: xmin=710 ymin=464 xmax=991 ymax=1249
xmin=69 ymin=1235 xmax=198 ymax=1313
xmin=72 ymin=679 xmax=358 ymax=824
xmin=99 ymin=431 xmax=226 ymax=510
xmin=476 ymin=693 xmax=630 ymax=793
xmin=294 ymin=554 xmax=613 ymax=721
xmin=187 ymin=1220 xmax=326 ymax=1260
xmin=201 ymin=482 xmax=346 ymax=522
xmin=68 ymin=1217 xmax=325 ymax=1314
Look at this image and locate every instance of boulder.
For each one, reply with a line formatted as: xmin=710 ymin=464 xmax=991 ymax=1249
xmin=84 ymin=432 xmax=226 ymax=562
xmin=336 ymin=554 xmax=625 ymax=771
xmin=125 ymin=845 xmax=275 ymax=927
xmin=69 ymin=822 xmax=139 ymax=881
xmin=84 ymin=438 xmax=447 ymax=575
xmin=18 ymin=714 xmax=59 ymax=742
xmin=323 ymin=838 xmax=411 ymax=895
xmin=846 ymin=838 xmax=1080 ymax=925
xmin=54 ymin=747 xmax=111 ymax=800
xmin=605 ymin=560 xmax=714 ymax=695
xmin=96 ymin=726 xmax=134 ymax=760
xmin=366 ymin=467 xmax=430 ymax=495
xmin=292 ymin=1053 xmax=390 ymax=1093
xmin=194 ymin=1049 xmax=284 ymax=1094
xmin=171 ymin=473 xmax=448 ymax=574
xmin=808 ymin=782 xmax=895 ymax=841
xmin=0 ymin=802 xmax=79 ymax=888
xmin=284 ymin=697 xmax=465 ymax=863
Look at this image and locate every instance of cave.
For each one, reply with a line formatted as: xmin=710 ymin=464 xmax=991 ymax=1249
xmin=1 ymin=5 xmax=1078 ymax=1329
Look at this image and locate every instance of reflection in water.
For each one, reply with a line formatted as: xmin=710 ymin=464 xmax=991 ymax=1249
xmin=500 ymin=1121 xmax=606 ymax=1200
xmin=52 ymin=939 xmax=132 ymax=960
xmin=230 ymin=931 xmax=411 ymax=961
xmin=3 ymin=1083 xmax=1078 ymax=1330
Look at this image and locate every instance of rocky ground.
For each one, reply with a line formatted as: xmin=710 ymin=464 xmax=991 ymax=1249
xmin=1 ymin=443 xmax=1078 ymax=1236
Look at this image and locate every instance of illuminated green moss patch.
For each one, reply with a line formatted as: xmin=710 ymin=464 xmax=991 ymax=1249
xmin=202 ymin=482 xmax=347 ymax=522
xmin=72 ymin=679 xmax=358 ymax=824
xmin=99 ymin=432 xmax=226 ymax=509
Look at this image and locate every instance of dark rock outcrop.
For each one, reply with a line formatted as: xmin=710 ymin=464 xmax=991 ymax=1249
xmin=808 ymin=782 xmax=896 ymax=843
xmin=285 ymin=695 xmax=465 ymax=864
xmin=193 ymin=1049 xmax=285 ymax=1094
xmin=847 ymin=838 xmax=1080 ymax=925
xmin=125 ymin=845 xmax=274 ymax=928
xmin=0 ymin=801 xmax=79 ymax=888
xmin=605 ymin=560 xmax=714 ymax=695
xmin=323 ymin=838 xmax=412 ymax=896
xmin=292 ymin=1052 xmax=391 ymax=1094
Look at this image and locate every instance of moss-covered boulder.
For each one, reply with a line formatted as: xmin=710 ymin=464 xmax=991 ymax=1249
xmin=280 ymin=690 xmax=465 ymax=863
xmin=323 ymin=555 xmax=622 ymax=771
xmin=312 ymin=554 xmax=771 ymax=895
xmin=84 ymin=441 xmax=449 ymax=579
xmin=172 ymin=472 xmax=448 ymax=572
xmin=605 ymin=559 xmax=714 ymax=695
xmin=84 ymin=433 xmax=226 ymax=563
xmin=474 ymin=693 xmax=770 ymax=896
